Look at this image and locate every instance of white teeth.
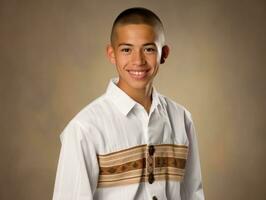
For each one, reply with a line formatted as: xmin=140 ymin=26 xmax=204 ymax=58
xmin=129 ymin=70 xmax=146 ymax=76
xmin=130 ymin=71 xmax=144 ymax=75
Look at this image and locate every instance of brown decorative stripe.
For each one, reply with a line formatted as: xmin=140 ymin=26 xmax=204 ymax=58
xmin=155 ymin=157 xmax=187 ymax=169
xmin=97 ymin=144 xmax=188 ymax=188
xmin=98 ymin=151 xmax=146 ymax=167
xmin=99 ymin=158 xmax=146 ymax=175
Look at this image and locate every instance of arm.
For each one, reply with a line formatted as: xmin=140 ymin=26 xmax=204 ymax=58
xmin=180 ymin=111 xmax=205 ymax=200
xmin=52 ymin=120 xmax=99 ymax=200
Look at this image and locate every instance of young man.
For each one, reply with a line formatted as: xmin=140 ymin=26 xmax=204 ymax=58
xmin=53 ymin=7 xmax=205 ymax=200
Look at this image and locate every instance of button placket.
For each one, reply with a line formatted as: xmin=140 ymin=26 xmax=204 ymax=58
xmin=147 ymin=145 xmax=155 ymax=184
xmin=139 ymin=106 xmax=149 ymax=142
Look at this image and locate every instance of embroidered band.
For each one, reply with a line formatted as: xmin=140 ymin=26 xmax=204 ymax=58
xmin=97 ymin=144 xmax=188 ymax=188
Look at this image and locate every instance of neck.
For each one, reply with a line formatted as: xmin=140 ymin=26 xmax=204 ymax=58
xmin=117 ymin=81 xmax=153 ymax=113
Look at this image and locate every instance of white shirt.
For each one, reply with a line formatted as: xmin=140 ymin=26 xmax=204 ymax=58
xmin=53 ymin=78 xmax=205 ymax=200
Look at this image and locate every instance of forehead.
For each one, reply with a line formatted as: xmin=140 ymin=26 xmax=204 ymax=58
xmin=114 ymin=24 xmax=161 ymax=45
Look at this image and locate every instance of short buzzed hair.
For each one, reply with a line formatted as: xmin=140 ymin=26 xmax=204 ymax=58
xmin=110 ymin=7 xmax=165 ymax=46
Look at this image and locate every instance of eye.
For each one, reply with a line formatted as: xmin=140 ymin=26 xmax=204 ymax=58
xmin=144 ymin=47 xmax=157 ymax=53
xmin=121 ymin=48 xmax=131 ymax=53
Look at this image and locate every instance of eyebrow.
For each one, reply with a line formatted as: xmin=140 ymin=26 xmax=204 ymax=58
xmin=118 ymin=43 xmax=157 ymax=47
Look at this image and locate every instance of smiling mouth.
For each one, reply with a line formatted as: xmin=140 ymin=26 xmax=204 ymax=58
xmin=127 ymin=70 xmax=149 ymax=79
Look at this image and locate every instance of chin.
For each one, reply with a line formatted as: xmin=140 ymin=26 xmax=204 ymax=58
xmin=129 ymin=80 xmax=151 ymax=90
xmin=118 ymin=75 xmax=153 ymax=91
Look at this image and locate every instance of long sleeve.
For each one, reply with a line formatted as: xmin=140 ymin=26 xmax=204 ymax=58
xmin=53 ymin=120 xmax=99 ymax=200
xmin=181 ymin=112 xmax=205 ymax=200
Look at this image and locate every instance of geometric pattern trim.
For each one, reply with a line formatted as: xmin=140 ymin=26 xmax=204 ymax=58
xmin=97 ymin=144 xmax=188 ymax=188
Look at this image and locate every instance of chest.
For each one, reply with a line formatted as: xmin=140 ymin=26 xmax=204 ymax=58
xmin=97 ymin=108 xmax=188 ymax=154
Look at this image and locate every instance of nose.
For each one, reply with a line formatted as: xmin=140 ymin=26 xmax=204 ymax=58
xmin=131 ymin=50 xmax=146 ymax=66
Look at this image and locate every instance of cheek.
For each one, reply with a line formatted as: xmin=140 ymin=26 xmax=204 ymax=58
xmin=115 ymin=56 xmax=127 ymax=70
xmin=118 ymin=56 xmax=131 ymax=66
xmin=147 ymin=55 xmax=159 ymax=66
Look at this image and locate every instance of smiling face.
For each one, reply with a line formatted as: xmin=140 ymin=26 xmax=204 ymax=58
xmin=107 ymin=24 xmax=169 ymax=94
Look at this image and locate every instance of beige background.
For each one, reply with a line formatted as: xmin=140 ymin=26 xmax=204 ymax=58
xmin=1 ymin=0 xmax=266 ymax=199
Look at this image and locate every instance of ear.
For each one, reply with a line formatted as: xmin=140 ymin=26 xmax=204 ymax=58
xmin=106 ymin=44 xmax=116 ymax=65
xmin=160 ymin=45 xmax=170 ymax=64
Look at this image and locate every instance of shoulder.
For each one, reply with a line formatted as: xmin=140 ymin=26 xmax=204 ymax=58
xmin=71 ymin=93 xmax=113 ymax=126
xmin=157 ymin=93 xmax=192 ymax=121
xmin=59 ymin=94 xmax=113 ymax=150
xmin=60 ymin=94 xmax=111 ymax=135
xmin=157 ymin=93 xmax=198 ymax=144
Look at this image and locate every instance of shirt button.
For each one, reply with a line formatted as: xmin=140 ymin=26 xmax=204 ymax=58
xmin=148 ymin=145 xmax=155 ymax=156
xmin=152 ymin=196 xmax=158 ymax=200
xmin=148 ymin=172 xmax=154 ymax=184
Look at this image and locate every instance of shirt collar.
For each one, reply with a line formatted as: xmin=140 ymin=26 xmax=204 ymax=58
xmin=105 ymin=78 xmax=166 ymax=116
xmin=105 ymin=78 xmax=136 ymax=116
